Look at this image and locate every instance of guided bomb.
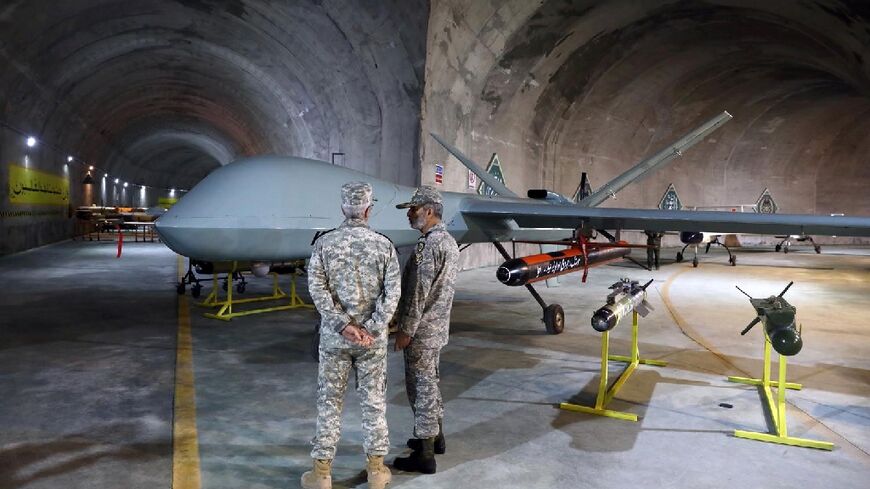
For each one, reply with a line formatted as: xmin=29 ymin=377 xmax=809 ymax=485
xmin=737 ymin=281 xmax=803 ymax=356
xmin=496 ymin=247 xmax=630 ymax=286
xmin=591 ymin=278 xmax=654 ymax=332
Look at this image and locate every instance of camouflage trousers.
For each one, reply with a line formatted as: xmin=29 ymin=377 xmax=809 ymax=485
xmin=404 ymin=343 xmax=443 ymax=438
xmin=311 ymin=346 xmax=389 ymax=460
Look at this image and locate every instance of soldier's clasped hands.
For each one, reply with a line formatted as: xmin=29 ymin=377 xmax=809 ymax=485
xmin=341 ymin=322 xmax=376 ymax=347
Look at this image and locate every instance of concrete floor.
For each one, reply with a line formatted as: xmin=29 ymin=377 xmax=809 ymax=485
xmin=1 ymin=241 xmax=868 ymax=488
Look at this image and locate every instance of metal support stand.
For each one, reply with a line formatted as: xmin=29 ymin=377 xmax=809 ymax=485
xmin=727 ymin=341 xmax=833 ymax=450
xmin=560 ymin=311 xmax=666 ymax=421
xmin=198 ymin=274 xmax=222 ymax=306
xmin=200 ymin=263 xmax=315 ymax=321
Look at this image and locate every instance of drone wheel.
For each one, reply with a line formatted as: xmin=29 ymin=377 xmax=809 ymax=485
xmin=543 ymin=304 xmax=565 ymax=335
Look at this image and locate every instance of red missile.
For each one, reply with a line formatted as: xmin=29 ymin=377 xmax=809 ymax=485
xmin=496 ymin=245 xmax=631 ymax=286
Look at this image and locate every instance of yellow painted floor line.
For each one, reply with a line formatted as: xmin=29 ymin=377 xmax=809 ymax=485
xmin=173 ymin=255 xmax=201 ymax=489
xmin=658 ymin=268 xmax=739 ymax=374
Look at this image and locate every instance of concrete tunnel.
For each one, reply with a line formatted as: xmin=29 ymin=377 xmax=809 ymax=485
xmin=1 ymin=0 xmax=868 ymax=256
xmin=1 ymin=3 xmax=870 ymax=488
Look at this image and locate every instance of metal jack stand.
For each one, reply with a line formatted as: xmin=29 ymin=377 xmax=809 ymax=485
xmin=560 ymin=311 xmax=666 ymax=421
xmin=199 ymin=262 xmax=315 ymax=321
xmin=727 ymin=340 xmax=833 ymax=450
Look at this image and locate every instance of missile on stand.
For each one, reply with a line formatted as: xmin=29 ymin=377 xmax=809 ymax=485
xmin=737 ymin=281 xmax=803 ymax=356
xmin=591 ymin=278 xmax=655 ymax=332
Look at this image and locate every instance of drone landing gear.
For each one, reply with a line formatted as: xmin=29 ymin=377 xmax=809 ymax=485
xmin=543 ymin=304 xmax=565 ymax=335
xmin=177 ymin=259 xmax=203 ymax=296
xmin=676 ymin=238 xmax=736 ymax=267
xmin=219 ymin=272 xmax=247 ymax=294
xmin=776 ymin=235 xmax=821 ymax=254
xmin=493 ymin=241 xmax=564 ymax=334
xmin=675 ymin=244 xmax=701 ymax=267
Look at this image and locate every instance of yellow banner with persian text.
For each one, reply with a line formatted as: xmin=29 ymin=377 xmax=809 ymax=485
xmin=8 ymin=164 xmax=70 ymax=206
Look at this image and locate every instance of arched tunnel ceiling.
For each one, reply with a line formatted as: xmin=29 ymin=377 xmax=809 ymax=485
xmin=1 ymin=0 xmax=868 ymax=212
xmin=0 ymin=0 xmax=427 ymax=189
xmin=467 ymin=0 xmax=870 ymax=214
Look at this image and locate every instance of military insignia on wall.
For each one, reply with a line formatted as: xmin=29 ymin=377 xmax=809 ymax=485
xmin=477 ymin=153 xmax=505 ymax=197
xmin=755 ymin=188 xmax=778 ymax=214
xmin=658 ymin=183 xmax=682 ymax=210
xmin=573 ymin=173 xmax=593 ymax=203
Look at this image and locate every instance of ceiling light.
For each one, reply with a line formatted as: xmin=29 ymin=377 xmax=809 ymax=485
xmin=114 ymin=178 xmax=119 ymax=184
xmin=89 ymin=165 xmax=94 ymax=171
xmin=26 ymin=136 xmax=36 ymax=147
xmin=67 ymin=156 xmax=73 ymax=162
xmin=123 ymin=182 xmax=128 ymax=188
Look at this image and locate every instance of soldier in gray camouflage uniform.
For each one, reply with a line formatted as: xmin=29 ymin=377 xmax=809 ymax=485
xmin=392 ymin=186 xmax=460 ymax=474
xmin=301 ymin=181 xmax=401 ymax=489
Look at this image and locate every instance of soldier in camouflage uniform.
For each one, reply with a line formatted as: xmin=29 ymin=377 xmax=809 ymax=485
xmin=644 ymin=230 xmax=664 ymax=270
xmin=392 ymin=186 xmax=460 ymax=474
xmin=302 ymin=181 xmax=401 ymax=489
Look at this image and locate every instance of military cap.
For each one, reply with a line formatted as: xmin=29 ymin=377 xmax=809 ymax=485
xmin=341 ymin=181 xmax=374 ymax=207
xmin=395 ymin=185 xmax=443 ymax=209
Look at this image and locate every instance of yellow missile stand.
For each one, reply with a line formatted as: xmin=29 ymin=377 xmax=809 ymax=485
xmin=728 ymin=340 xmax=833 ymax=450
xmin=560 ymin=311 xmax=666 ymax=421
xmin=199 ymin=261 xmax=314 ymax=321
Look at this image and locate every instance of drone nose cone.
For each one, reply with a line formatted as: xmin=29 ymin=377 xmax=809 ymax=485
xmin=770 ymin=328 xmax=803 ymax=356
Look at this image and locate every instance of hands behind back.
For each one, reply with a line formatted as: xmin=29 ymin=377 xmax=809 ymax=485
xmin=341 ymin=323 xmax=375 ymax=347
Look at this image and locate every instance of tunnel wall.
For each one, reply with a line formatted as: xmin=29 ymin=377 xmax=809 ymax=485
xmin=0 ymin=127 xmax=77 ymax=254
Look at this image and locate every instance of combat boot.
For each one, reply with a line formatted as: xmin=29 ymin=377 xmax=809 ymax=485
xmin=301 ymin=458 xmax=332 ymax=489
xmin=406 ymin=421 xmax=445 ymax=454
xmin=393 ymin=437 xmax=436 ymax=474
xmin=366 ymin=455 xmax=392 ymax=489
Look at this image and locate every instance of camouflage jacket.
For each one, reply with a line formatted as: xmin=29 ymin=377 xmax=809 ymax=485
xmin=308 ymin=218 xmax=401 ymax=350
xmin=396 ymin=222 xmax=460 ymax=348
